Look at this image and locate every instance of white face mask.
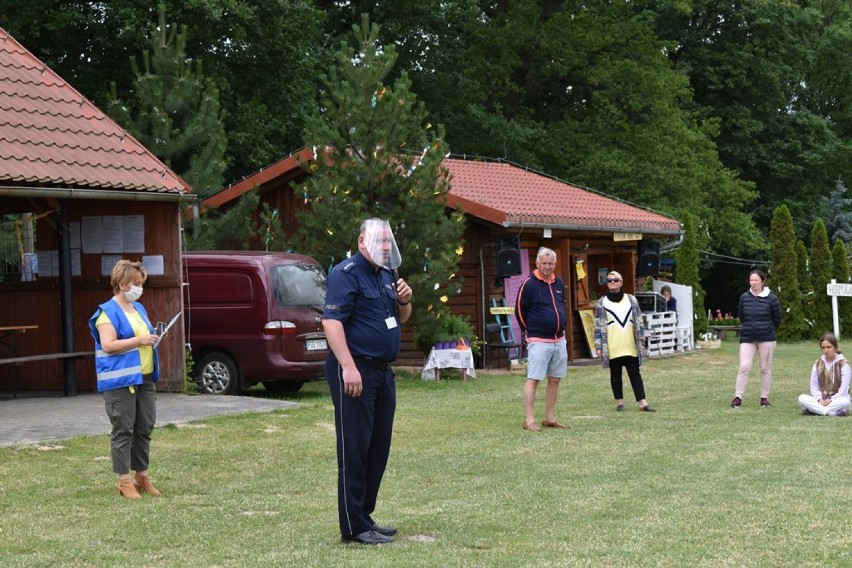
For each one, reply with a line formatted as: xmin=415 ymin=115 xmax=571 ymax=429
xmin=124 ymin=285 xmax=143 ymax=302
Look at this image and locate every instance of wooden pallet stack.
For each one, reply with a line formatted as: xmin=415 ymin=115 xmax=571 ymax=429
xmin=643 ymin=311 xmax=677 ymax=357
xmin=673 ymin=326 xmax=694 ymax=352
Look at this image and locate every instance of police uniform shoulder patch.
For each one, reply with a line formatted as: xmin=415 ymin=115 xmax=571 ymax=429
xmin=342 ymin=261 xmax=356 ymax=272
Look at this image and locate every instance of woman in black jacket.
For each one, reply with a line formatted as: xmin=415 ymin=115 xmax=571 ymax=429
xmin=731 ymin=269 xmax=781 ymax=408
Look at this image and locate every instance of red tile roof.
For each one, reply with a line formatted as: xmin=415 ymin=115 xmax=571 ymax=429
xmin=0 ymin=28 xmax=189 ymax=194
xmin=443 ymin=159 xmax=680 ymax=234
xmin=206 ymin=150 xmax=680 ymax=236
xmin=203 ymin=147 xmax=313 ymax=209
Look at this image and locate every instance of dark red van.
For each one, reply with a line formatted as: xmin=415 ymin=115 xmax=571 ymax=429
xmin=183 ymin=251 xmax=328 ymax=394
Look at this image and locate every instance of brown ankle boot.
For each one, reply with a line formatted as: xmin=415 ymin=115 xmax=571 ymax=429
xmin=117 ymin=477 xmax=141 ymax=499
xmin=134 ymin=473 xmax=161 ymax=496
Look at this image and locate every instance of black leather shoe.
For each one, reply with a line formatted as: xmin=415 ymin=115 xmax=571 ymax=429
xmin=371 ymin=524 xmax=398 ymax=536
xmin=641 ymin=405 xmax=656 ymax=412
xmin=341 ymin=530 xmax=394 ymax=544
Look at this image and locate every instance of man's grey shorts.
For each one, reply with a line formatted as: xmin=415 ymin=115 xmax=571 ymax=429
xmin=526 ymin=338 xmax=568 ymax=380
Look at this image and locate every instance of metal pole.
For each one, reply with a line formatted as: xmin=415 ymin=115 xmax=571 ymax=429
xmin=831 ymin=279 xmax=841 ymax=339
xmin=59 ymin=199 xmax=77 ymax=396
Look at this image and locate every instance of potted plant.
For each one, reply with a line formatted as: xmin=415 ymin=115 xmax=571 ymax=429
xmin=413 ymin=313 xmax=480 ymax=354
xmin=697 ymin=332 xmax=721 ymax=349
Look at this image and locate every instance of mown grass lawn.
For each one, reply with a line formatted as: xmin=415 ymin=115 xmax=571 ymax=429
xmin=1 ymin=339 xmax=849 ymax=567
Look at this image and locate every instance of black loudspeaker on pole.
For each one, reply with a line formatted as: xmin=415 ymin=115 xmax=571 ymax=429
xmin=496 ymin=236 xmax=522 ymax=277
xmin=637 ymin=239 xmax=660 ymax=277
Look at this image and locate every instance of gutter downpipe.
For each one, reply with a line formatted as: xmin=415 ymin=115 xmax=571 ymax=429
xmin=58 ymin=198 xmax=76 ymax=396
xmin=659 ymin=232 xmax=685 ymax=252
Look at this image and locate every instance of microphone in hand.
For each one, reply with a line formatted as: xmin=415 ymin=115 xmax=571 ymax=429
xmin=392 ymin=269 xmax=401 ymax=298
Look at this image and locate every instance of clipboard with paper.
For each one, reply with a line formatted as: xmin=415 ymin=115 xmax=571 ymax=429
xmin=153 ymin=312 xmax=181 ymax=348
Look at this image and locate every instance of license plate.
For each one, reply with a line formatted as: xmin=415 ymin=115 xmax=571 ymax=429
xmin=306 ymin=339 xmax=327 ymax=351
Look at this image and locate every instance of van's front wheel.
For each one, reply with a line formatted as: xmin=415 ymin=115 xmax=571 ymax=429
xmin=196 ymin=353 xmax=240 ymax=395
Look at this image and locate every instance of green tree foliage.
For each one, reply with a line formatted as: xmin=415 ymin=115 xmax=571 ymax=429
xmin=769 ymin=205 xmax=805 ymax=341
xmin=675 ymin=211 xmax=706 ymax=337
xmin=796 ymin=240 xmax=815 ymax=332
xmin=822 ymin=178 xmax=852 ymax=244
xmin=797 ymin=0 xmax=852 ymax=162
xmin=295 ymin=16 xmax=467 ymax=349
xmin=105 ymin=5 xmax=227 ymax=199
xmin=6 ymin=0 xmax=852 ymax=293
xmin=257 ymin=203 xmax=288 ymax=253
xmin=831 ymin=239 xmax=852 ymax=337
xmin=185 ymin=190 xmax=260 ymax=251
xmin=648 ymin=0 xmax=851 ymax=240
xmin=534 ymin=2 xmax=761 ymax=256
xmin=810 ymin=218 xmax=833 ymax=334
xmin=193 ymin=0 xmax=326 ymax=180
xmin=385 ymin=1 xmax=763 ymax=256
xmin=1 ymin=0 xmax=325 ymax=183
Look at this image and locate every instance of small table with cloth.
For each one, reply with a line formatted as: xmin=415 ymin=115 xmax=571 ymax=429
xmin=421 ymin=348 xmax=476 ymax=381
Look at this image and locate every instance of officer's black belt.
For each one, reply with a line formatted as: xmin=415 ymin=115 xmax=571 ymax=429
xmin=352 ymin=355 xmax=390 ymax=371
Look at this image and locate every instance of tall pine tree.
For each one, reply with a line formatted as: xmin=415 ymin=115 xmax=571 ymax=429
xmin=296 ymin=15 xmax=466 ymax=344
xmin=106 ymin=4 xmax=227 ymax=199
xmin=810 ymin=218 xmax=833 ymax=334
xmin=770 ymin=205 xmax=805 ymax=340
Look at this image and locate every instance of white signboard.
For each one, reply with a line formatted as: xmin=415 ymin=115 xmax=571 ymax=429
xmin=827 ymin=279 xmax=852 ymax=338
xmin=827 ymin=283 xmax=852 ymax=297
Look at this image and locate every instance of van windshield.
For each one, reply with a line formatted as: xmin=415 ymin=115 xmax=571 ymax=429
xmin=271 ymin=263 xmax=327 ymax=308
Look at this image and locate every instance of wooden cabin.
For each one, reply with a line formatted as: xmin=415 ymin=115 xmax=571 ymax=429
xmin=200 ymin=150 xmax=681 ymax=367
xmin=0 ymin=28 xmax=192 ymax=395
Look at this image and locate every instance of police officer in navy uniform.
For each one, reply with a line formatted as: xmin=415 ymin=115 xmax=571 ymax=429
xmin=323 ymin=218 xmax=413 ymax=545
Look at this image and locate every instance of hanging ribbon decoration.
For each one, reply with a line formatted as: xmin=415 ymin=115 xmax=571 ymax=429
xmin=264 ymin=209 xmax=278 ymax=251
xmin=371 ymin=87 xmax=387 ymax=109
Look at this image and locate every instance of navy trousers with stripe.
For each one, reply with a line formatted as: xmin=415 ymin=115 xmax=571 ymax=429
xmin=326 ymin=357 xmax=396 ymax=537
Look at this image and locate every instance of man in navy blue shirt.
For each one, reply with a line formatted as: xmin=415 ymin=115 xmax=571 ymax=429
xmin=323 ymin=218 xmax=413 ymax=545
xmin=514 ymin=247 xmax=569 ymax=431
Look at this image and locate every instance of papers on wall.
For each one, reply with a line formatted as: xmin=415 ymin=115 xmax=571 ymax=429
xmin=101 ymin=216 xmax=124 ymax=253
xmin=70 ymin=249 xmax=81 ymax=276
xmin=142 ymin=255 xmax=164 ymax=276
xmin=81 ymin=215 xmax=146 ymax=255
xmin=31 ymin=250 xmax=82 ymax=278
xmin=35 ymin=215 xmax=149 ymax=278
xmin=36 ymin=250 xmax=52 ymax=277
xmin=124 ymin=215 xmax=145 ymax=252
xmin=101 ymin=255 xmax=122 ymax=276
xmin=81 ymin=216 xmax=103 ymax=254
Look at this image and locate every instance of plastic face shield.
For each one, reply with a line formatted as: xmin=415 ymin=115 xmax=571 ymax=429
xmin=361 ymin=219 xmax=402 ymax=271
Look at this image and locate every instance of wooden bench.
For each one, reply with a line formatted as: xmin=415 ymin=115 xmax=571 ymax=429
xmin=0 ymin=351 xmax=94 ymax=366
xmin=0 ymin=352 xmax=94 ymax=398
xmin=706 ymin=325 xmax=742 ymax=341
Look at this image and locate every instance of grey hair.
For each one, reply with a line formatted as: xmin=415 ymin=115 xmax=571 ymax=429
xmin=360 ymin=217 xmax=386 ymax=235
xmin=537 ymin=247 xmax=557 ymax=262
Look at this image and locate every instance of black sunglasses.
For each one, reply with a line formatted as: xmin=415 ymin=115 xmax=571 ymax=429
xmin=606 ymin=278 xmax=621 ymax=283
